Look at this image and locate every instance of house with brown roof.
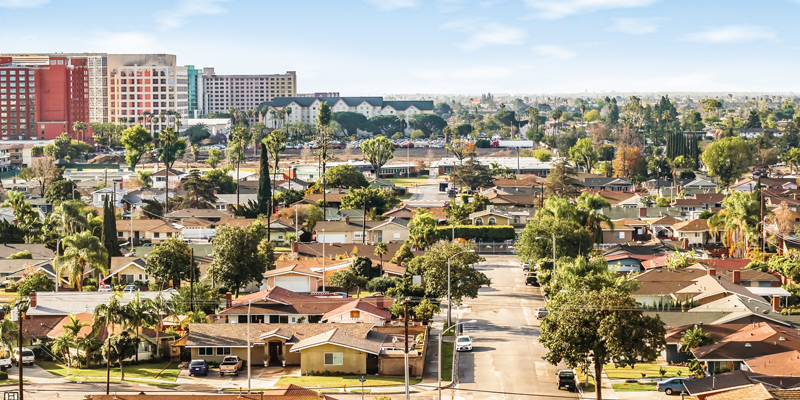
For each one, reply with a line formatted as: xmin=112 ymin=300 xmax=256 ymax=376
xmin=151 ymin=168 xmax=184 ymax=190
xmin=164 ymin=208 xmax=231 ymax=222
xmin=314 ymin=217 xmax=409 ymax=244
xmin=320 ymin=299 xmax=392 ymax=324
xmin=692 ymin=322 xmax=800 ymax=376
xmin=116 ymin=219 xmax=180 ymax=245
xmin=684 ymin=370 xmax=800 ymax=400
xmin=672 ymin=219 xmax=722 ymax=247
xmin=106 ymin=257 xmax=152 ymax=285
xmin=633 ymin=265 xmax=771 ymax=307
xmin=586 ymin=190 xmax=641 ymax=208
xmin=599 ymin=219 xmax=634 ymax=244
xmin=648 ymin=216 xmax=682 ymax=240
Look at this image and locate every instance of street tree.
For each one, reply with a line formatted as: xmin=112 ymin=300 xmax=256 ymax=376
xmin=145 ymin=237 xmax=197 ymax=287
xmin=210 ymin=222 xmax=267 ymax=296
xmin=361 ymin=136 xmax=395 ymax=177
xmin=120 ymin=125 xmax=153 ymax=171
xmin=406 ymin=241 xmax=488 ymax=303
xmin=701 ymin=136 xmax=756 ymax=186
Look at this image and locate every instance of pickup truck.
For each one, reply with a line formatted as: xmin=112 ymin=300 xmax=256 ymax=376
xmin=13 ymin=348 xmax=34 ymax=366
xmin=219 ymin=356 xmax=243 ymax=376
xmin=557 ymin=370 xmax=577 ymax=392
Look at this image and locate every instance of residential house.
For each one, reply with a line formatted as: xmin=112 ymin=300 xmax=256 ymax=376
xmin=106 ymin=257 xmax=152 ymax=285
xmin=263 ymin=261 xmax=328 ymax=293
xmin=692 ymin=322 xmax=800 ymax=375
xmin=600 ymin=219 xmax=635 ymax=245
xmin=633 ymin=266 xmax=771 ymax=307
xmin=582 ymin=177 xmax=634 ymax=192
xmin=177 ymin=217 xmax=217 ymax=241
xmin=673 ymin=219 xmax=722 ymax=247
xmin=46 ymin=312 xmax=162 ymax=361
xmin=382 ymin=204 xmax=448 ymax=224
xmin=320 ymin=299 xmax=392 ymax=324
xmin=164 ymin=208 xmax=231 ymax=222
xmin=732 ymin=177 xmax=798 ymax=192
xmin=484 ymin=190 xmax=539 ymax=208
xmin=587 ymin=190 xmax=642 ymax=208
xmin=216 ymin=217 xmax=296 ymax=244
xmin=648 ymin=216 xmax=682 ymax=240
xmin=468 ymin=208 xmax=530 ymax=238
xmin=684 ymin=370 xmax=800 ymax=400
xmin=314 ymin=217 xmax=409 ymax=244
xmin=213 ymin=194 xmax=258 ymax=212
xmin=91 ymin=185 xmax=128 ymax=208
xmin=369 ymin=178 xmax=397 ymax=192
xmin=116 ymin=219 xmax=180 ymax=245
xmin=0 ymin=244 xmax=53 ymax=259
xmin=151 ymin=168 xmax=184 ymax=190
xmin=431 ymin=157 xmax=556 ymax=176
xmin=301 ymin=193 xmax=346 ymax=210
xmin=26 ymin=291 xmax=175 ymax=319
xmin=92 ymin=386 xmax=342 ymax=400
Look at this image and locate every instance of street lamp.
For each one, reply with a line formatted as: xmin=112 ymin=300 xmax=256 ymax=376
xmin=450 ymin=218 xmax=471 ymax=242
xmin=447 ymin=250 xmax=475 ymax=327
xmin=247 ymin=299 xmax=253 ymax=393
xmin=438 ymin=319 xmax=477 ymax=400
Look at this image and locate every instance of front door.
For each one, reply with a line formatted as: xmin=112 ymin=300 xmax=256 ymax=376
xmin=268 ymin=341 xmax=282 ymax=366
xmin=376 ymin=231 xmax=382 ymax=242
xmin=366 ymin=354 xmax=379 ymax=374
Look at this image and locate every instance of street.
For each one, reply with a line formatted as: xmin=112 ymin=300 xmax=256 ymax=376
xmin=453 ymin=255 xmax=579 ymax=400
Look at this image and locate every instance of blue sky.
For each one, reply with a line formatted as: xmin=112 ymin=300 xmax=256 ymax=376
xmin=2 ymin=0 xmax=799 ymax=95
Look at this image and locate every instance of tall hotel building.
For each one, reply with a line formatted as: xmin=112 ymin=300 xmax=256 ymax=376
xmin=199 ymin=68 xmax=296 ymax=119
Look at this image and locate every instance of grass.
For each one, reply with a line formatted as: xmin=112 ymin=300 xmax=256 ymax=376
xmin=275 ymin=376 xmax=422 ymax=389
xmin=274 ymin=246 xmax=291 ymax=252
xmin=37 ymin=361 xmax=180 ymax=382
xmin=385 ymin=178 xmax=431 ymax=187
xmin=575 ymin=369 xmax=596 ymax=393
xmin=612 ymin=383 xmax=658 ymax=392
xmin=356 ymin=291 xmax=377 ymax=298
xmin=0 ymin=380 xmax=26 ymax=386
xmin=441 ymin=341 xmax=454 ymax=381
xmin=603 ymin=363 xmax=690 ymax=380
xmin=65 ymin=377 xmax=179 ymax=388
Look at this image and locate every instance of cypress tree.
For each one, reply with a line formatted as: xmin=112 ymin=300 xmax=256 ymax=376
xmin=101 ymin=197 xmax=122 ymax=258
xmin=257 ymin=143 xmax=271 ymax=215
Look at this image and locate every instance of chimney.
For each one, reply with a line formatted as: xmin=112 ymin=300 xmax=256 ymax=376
xmin=794 ymin=194 xmax=797 ymax=200
xmin=119 ymin=182 xmax=123 ymax=190
xmin=292 ymin=241 xmax=299 ymax=253
xmin=773 ymin=296 xmax=782 ymax=312
xmin=733 ymin=270 xmax=741 ymax=284
xmin=639 ymin=207 xmax=647 ymax=217
xmin=708 ymin=268 xmax=716 ymax=277
xmin=345 ymin=216 xmax=350 ymax=225
xmin=213 ymin=190 xmax=217 ymax=195
xmin=30 ymin=292 xmax=37 ymax=308
xmin=225 ymin=292 xmax=232 ymax=309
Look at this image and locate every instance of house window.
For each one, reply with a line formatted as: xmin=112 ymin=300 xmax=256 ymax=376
xmin=198 ymin=347 xmax=214 ymax=356
xmin=154 ymin=232 xmax=160 ymax=238
xmin=513 ymin=216 xmax=520 ymax=224
xmin=354 ymin=232 xmax=363 ymax=239
xmin=216 ymin=347 xmax=231 ymax=356
xmin=118 ymin=231 xmax=123 ymax=237
xmin=120 ymin=274 xmax=135 ymax=284
xmin=615 ymin=232 xmax=625 ymax=239
xmin=488 ymin=217 xmax=497 ymax=226
xmin=324 ymin=353 xmax=343 ymax=365
xmin=695 ymin=232 xmax=699 ymax=237
xmin=350 ymin=310 xmax=360 ymax=319
xmin=475 ymin=218 xmax=483 ymax=226
xmin=393 ymin=231 xmax=401 ymax=239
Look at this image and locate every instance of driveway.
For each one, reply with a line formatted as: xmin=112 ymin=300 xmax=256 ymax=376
xmin=176 ymin=365 xmax=300 ymax=390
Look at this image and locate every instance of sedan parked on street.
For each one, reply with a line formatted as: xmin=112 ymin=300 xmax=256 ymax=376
xmin=535 ymin=308 xmax=548 ymax=319
xmin=455 ymin=335 xmax=473 ymax=352
xmin=657 ymin=377 xmax=688 ymax=395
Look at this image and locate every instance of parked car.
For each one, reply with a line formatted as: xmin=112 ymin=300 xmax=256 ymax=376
xmin=455 ymin=335 xmax=473 ymax=352
xmin=0 ymin=348 xmax=11 ymax=371
xmin=98 ymin=286 xmax=112 ymax=292
xmin=556 ymin=370 xmax=576 ymax=392
xmin=188 ymin=359 xmax=208 ymax=377
xmin=522 ymin=263 xmax=531 ymax=272
xmin=535 ymin=308 xmax=548 ymax=319
xmin=123 ymin=285 xmax=139 ymax=293
xmin=219 ymin=356 xmax=243 ymax=376
xmin=525 ymin=273 xmax=539 ymax=287
xmin=657 ymin=378 xmax=688 ymax=395
xmin=13 ymin=348 xmax=34 ymax=366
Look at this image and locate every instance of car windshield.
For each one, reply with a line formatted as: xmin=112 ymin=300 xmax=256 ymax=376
xmin=559 ymin=372 xmax=574 ymax=378
xmin=539 ymin=308 xmax=547 ymax=312
xmin=190 ymin=361 xmax=205 ymax=366
xmin=457 ymin=337 xmax=471 ymax=342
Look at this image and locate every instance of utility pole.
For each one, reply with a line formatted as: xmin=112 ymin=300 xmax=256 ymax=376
xmin=362 ymin=190 xmax=367 ymax=244
xmin=190 ymin=248 xmax=195 ymax=313
xmin=760 ymin=178 xmax=765 ymax=253
xmin=16 ymin=304 xmax=23 ymax=400
xmin=403 ymin=298 xmax=410 ymax=400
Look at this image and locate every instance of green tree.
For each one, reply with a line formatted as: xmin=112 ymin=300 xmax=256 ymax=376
xmin=392 ymin=243 xmax=414 ymax=265
xmin=408 ymin=209 xmax=439 ymax=250
xmin=45 ymin=179 xmax=78 ymax=203
xmin=122 ymin=292 xmax=159 ymax=364
xmin=568 ymin=138 xmax=598 ymax=173
xmin=453 ymin=157 xmax=494 ymax=190
xmin=178 ymin=170 xmax=217 ymax=209
xmin=145 ymin=237 xmax=197 ymax=287
xmin=119 ymin=125 xmax=153 ymax=171
xmin=277 ymin=189 xmax=305 ymax=206
xmin=16 ymin=272 xmax=55 ymax=297
xmin=370 ymin=115 xmax=404 ymax=136
xmin=210 ymin=223 xmax=267 ymax=296
xmin=701 ymin=137 xmax=755 ymax=186
xmin=413 ymin=298 xmax=440 ymax=325
xmin=263 ymin=129 xmax=287 ymax=218
xmin=171 ymin=281 xmax=221 ymax=315
xmin=340 ymin=187 xmax=399 ymax=215
xmin=329 ymin=269 xmax=368 ymax=296
xmin=205 ymin=148 xmax=222 ymax=168
xmin=409 ymin=114 xmax=447 ymax=136
xmin=203 ymin=168 xmax=237 ymax=194
xmin=93 ymin=293 xmax=126 ymax=384
xmin=576 ymin=193 xmax=614 ymax=244
xmin=583 ymin=109 xmax=601 ymax=122
xmin=708 ymin=190 xmax=761 ymax=258
xmin=360 ymin=136 xmax=395 ymax=178
xmin=304 ymin=204 xmax=324 ymax=232
xmin=366 ymin=276 xmax=398 ymax=294
xmin=350 ymin=256 xmax=376 ymax=279
xmin=410 ymin=130 xmax=425 ymax=139
xmin=136 ymin=171 xmax=153 ymax=188
xmin=51 ymin=332 xmax=76 ymax=375
xmin=332 ymin=112 xmax=372 ymax=136
xmin=157 ymin=127 xmax=187 ymax=171
xmin=540 ymin=287 xmax=666 ymax=400
xmin=0 ymin=316 xmax=17 ymax=358
xmin=517 ymin=217 xmax=593 ymax=264
xmin=101 ymin=197 xmax=122 ymax=259
xmin=679 ymin=325 xmax=715 ymax=353
xmin=59 ymin=231 xmax=109 ymax=291
xmin=102 ymin=332 xmax=139 ymax=381
xmin=406 ymin=241 xmax=489 ymax=303
xmin=323 ymin=164 xmax=369 ymax=189
xmin=184 ymin=123 xmax=211 ymax=143
xmin=545 ymin=160 xmax=582 ymax=198
xmin=374 ymin=242 xmax=388 ymax=276
xmin=7 ymin=250 xmax=32 ymax=260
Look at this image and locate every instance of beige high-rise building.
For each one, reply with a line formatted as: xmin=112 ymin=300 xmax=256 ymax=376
xmin=107 ymin=54 xmax=188 ymax=131
xmin=200 ymin=68 xmax=296 ymax=119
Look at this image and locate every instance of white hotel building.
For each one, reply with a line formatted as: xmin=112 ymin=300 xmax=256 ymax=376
xmin=259 ymin=97 xmax=434 ymax=127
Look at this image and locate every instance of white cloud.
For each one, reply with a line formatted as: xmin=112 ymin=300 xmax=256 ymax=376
xmin=0 ymin=0 xmax=48 ymax=8
xmin=88 ymin=32 xmax=164 ymax=54
xmin=155 ymin=0 xmax=231 ymax=30
xmin=362 ymin=0 xmax=418 ymax=11
xmin=441 ymin=20 xmax=527 ymax=51
xmin=680 ymin=25 xmax=777 ymax=44
xmin=607 ymin=17 xmax=662 ymax=35
xmin=524 ymin=0 xmax=658 ymax=20
xmin=532 ymin=44 xmax=578 ymax=60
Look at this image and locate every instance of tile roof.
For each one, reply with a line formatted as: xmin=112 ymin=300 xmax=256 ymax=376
xmin=648 ymin=216 xmax=681 ymax=226
xmin=321 ymin=299 xmax=393 ymax=322
xmin=116 ymin=219 xmax=179 ymax=233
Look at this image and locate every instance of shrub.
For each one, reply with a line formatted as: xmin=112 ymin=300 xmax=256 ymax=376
xmin=82 ymin=285 xmax=98 ymax=292
xmin=435 ymin=225 xmax=516 ymax=242
xmin=659 ymin=367 xmax=667 ymax=377
xmin=0 ymin=371 xmax=8 ymax=380
xmin=149 ymin=283 xmax=162 ymax=291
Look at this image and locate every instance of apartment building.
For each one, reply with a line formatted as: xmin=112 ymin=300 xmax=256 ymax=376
xmin=0 ymin=143 xmax=36 ymax=170
xmin=259 ymin=97 xmax=434 ymax=127
xmin=186 ymin=65 xmax=203 ymax=118
xmin=107 ymin=54 xmax=188 ymax=131
xmin=199 ymin=68 xmax=296 ymax=118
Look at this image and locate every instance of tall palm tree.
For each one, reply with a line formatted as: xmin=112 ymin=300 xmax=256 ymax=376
xmin=51 ymin=333 xmax=76 ymax=375
xmin=150 ymin=293 xmax=173 ymax=359
xmin=576 ymin=193 xmax=614 ymax=245
xmin=63 ymin=314 xmax=90 ymax=337
xmin=123 ymin=293 xmax=159 ymax=364
xmin=59 ymin=231 xmax=109 ymax=291
xmin=72 ymin=121 xmax=88 ymax=142
xmin=93 ymin=293 xmax=125 ymax=389
xmin=49 ymin=200 xmax=90 ymax=236
xmin=374 ymin=242 xmax=388 ymax=277
xmin=708 ymin=191 xmax=761 ymax=258
xmin=1 ymin=190 xmax=26 ymax=215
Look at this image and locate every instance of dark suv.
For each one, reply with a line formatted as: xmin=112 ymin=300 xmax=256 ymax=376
xmin=557 ymin=370 xmax=576 ymax=392
xmin=525 ymin=273 xmax=539 ymax=286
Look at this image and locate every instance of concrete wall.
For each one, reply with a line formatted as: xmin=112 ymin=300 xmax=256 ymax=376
xmin=299 ymin=343 xmax=367 ymax=375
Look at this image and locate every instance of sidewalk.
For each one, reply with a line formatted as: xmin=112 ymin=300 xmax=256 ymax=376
xmin=579 ymin=371 xmax=618 ymax=400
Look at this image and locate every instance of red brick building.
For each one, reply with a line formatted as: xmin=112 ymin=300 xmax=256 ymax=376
xmin=0 ymin=55 xmax=91 ymax=142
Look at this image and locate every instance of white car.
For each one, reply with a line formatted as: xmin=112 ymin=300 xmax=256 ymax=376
xmin=13 ymin=348 xmax=34 ymax=366
xmin=535 ymin=307 xmax=549 ymax=319
xmin=455 ymin=335 xmax=473 ymax=352
xmin=0 ymin=348 xmax=11 ymax=371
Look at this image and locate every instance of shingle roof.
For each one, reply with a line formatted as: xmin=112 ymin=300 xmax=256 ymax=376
xmin=0 ymin=244 xmax=53 ymax=259
xmin=672 ymin=219 xmax=710 ymax=232
xmin=116 ymin=219 xmax=179 ymax=233
xmin=648 ymin=216 xmax=681 ymax=226
xmin=704 ymin=383 xmax=775 ymax=400
xmin=321 ymin=299 xmax=392 ymax=322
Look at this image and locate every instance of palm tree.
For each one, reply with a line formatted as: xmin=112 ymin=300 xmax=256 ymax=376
xmin=2 ymin=190 xmax=26 ymax=215
xmin=0 ymin=316 xmax=17 ymax=359
xmin=63 ymin=314 xmax=89 ymax=337
xmin=123 ymin=293 xmax=159 ymax=364
xmin=150 ymin=293 xmax=173 ymax=359
xmin=679 ymin=325 xmax=714 ymax=352
xmin=75 ymin=335 xmax=98 ymax=368
xmin=59 ymin=231 xmax=109 ymax=291
xmin=180 ymin=311 xmax=209 ymax=330
xmin=72 ymin=121 xmax=88 ymax=142
xmin=93 ymin=292 xmax=125 ymax=388
xmin=51 ymin=333 xmax=76 ymax=375
xmin=50 ymin=200 xmax=89 ymax=236
xmin=708 ymin=191 xmax=761 ymax=258
xmin=576 ymin=193 xmax=614 ymax=245
xmin=374 ymin=242 xmax=388 ymax=277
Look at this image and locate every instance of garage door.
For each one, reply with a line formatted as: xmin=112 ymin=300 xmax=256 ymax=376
xmin=275 ymin=276 xmax=310 ymax=292
xmin=319 ymin=234 xmax=346 ymax=243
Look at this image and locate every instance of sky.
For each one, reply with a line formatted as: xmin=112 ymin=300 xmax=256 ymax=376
xmin=1 ymin=0 xmax=800 ymax=96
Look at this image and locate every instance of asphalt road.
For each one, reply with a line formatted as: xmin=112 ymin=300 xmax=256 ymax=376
xmin=452 ymin=255 xmax=580 ymax=400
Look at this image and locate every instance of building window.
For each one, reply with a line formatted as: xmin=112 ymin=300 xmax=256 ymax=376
xmin=198 ymin=347 xmax=213 ymax=356
xmin=488 ymin=217 xmax=497 ymax=226
xmin=350 ymin=310 xmax=360 ymax=318
xmin=216 ymin=347 xmax=231 ymax=356
xmin=324 ymin=353 xmax=343 ymax=365
xmin=475 ymin=218 xmax=483 ymax=226
xmin=513 ymin=216 xmax=520 ymax=224
xmin=393 ymin=231 xmax=401 ymax=239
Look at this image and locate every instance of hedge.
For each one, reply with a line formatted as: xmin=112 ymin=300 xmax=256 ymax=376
xmin=436 ymin=225 xmax=516 ymax=242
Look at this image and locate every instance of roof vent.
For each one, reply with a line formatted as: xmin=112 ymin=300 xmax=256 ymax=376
xmin=745 ymin=343 xmax=752 ymax=347
xmin=780 ymin=337 xmax=787 ymax=341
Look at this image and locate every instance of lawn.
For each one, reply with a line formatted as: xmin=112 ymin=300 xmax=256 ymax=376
xmin=604 ymin=363 xmax=690 ymax=380
xmin=440 ymin=341 xmax=454 ymax=381
xmin=65 ymin=377 xmax=178 ymax=388
xmin=575 ymin=369 xmax=596 ymax=393
xmin=385 ymin=178 xmax=431 ymax=187
xmin=275 ymin=376 xmax=421 ymax=389
xmin=612 ymin=383 xmax=658 ymax=392
xmin=37 ymin=361 xmax=180 ymax=382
